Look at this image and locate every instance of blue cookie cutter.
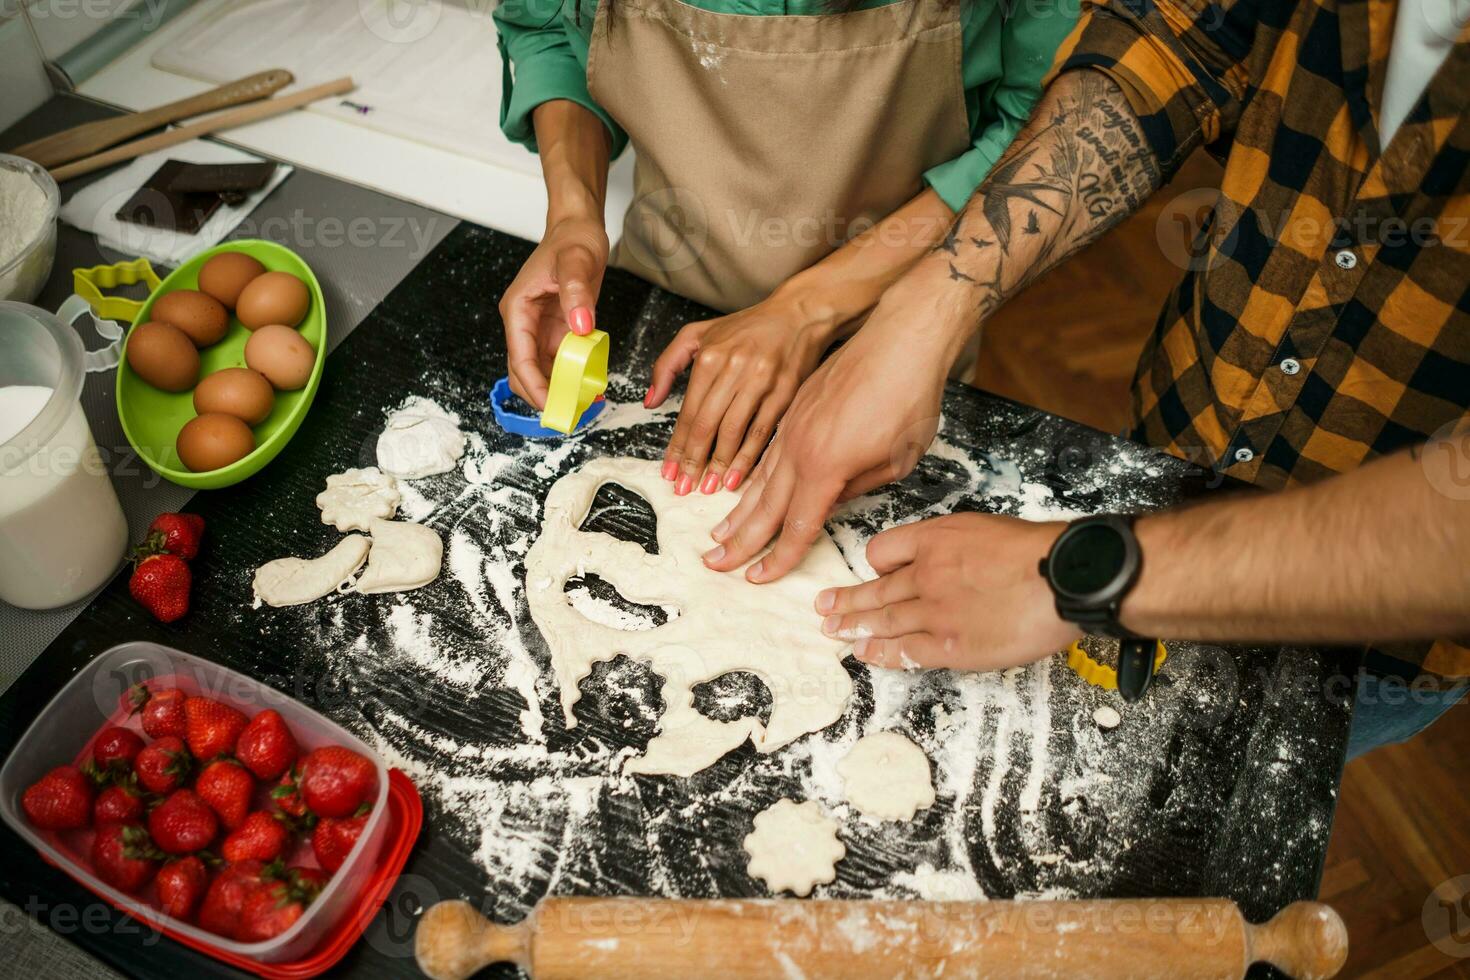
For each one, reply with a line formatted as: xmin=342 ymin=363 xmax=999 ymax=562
xmin=490 ymin=377 xmax=605 ymax=438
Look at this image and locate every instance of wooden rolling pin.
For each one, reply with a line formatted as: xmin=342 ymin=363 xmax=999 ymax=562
xmin=49 ymin=77 xmax=355 ymax=182
xmin=10 ymin=70 xmax=293 ymax=169
xmin=416 ymin=897 xmax=1347 ymax=980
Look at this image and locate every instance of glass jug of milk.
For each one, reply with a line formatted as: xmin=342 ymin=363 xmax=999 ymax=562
xmin=0 ymin=300 xmax=128 ymax=608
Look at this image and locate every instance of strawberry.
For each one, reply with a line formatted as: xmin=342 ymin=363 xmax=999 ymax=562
xmin=135 ymin=736 xmax=192 ymax=795
xmin=147 ymin=513 xmax=205 ymax=561
xmin=197 ymin=859 xmax=266 ymax=937
xmin=196 ymin=759 xmax=254 ymax=830
xmin=21 ymin=766 xmax=94 ymax=830
xmin=221 ymin=811 xmax=290 ymax=864
xmin=155 ymin=856 xmax=209 ymax=921
xmin=93 ymin=781 xmax=147 ymax=825
xmin=132 ymin=687 xmax=187 ymax=740
xmin=235 ymin=709 xmax=298 ymax=781
xmin=184 ymin=697 xmax=248 ymax=762
xmin=128 ymin=549 xmax=191 ymax=623
xmin=148 ymin=789 xmax=218 ymax=854
xmin=271 ymin=766 xmax=310 ymax=821
xmin=91 ymin=727 xmax=145 ymax=773
xmin=311 ymin=809 xmax=369 ymax=872
xmin=91 ymin=823 xmax=161 ymax=893
xmin=237 ymin=866 xmax=328 ymax=942
xmin=298 ymin=746 xmax=375 ymax=818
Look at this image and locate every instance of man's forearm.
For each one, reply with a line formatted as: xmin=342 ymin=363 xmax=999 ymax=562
xmin=532 ymin=100 xmax=611 ymax=225
xmin=1124 ymin=443 xmax=1470 ymax=644
xmin=872 ymin=69 xmax=1165 ymax=366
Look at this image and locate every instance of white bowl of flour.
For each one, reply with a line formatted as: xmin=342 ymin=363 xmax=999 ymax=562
xmin=0 ymin=153 xmax=59 ymax=304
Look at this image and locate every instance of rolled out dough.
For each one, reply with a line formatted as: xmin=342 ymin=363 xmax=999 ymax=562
xmin=837 ymin=731 xmax=935 ymax=822
xmin=252 ymin=535 xmax=369 ymax=607
xmin=355 ymin=518 xmax=443 ymax=594
xmin=524 ymin=457 xmax=860 ymax=777
xmin=743 ymin=799 xmax=844 ymax=896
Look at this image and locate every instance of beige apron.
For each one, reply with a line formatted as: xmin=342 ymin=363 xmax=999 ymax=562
xmin=587 ymin=0 xmax=972 ymax=314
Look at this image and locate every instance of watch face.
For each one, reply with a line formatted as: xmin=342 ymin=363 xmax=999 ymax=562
xmin=1052 ymin=523 xmax=1127 ymax=597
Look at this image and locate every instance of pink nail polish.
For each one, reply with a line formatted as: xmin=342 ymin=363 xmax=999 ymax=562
xmin=643 ymin=387 xmax=654 ymax=408
xmin=724 ymin=470 xmax=743 ymax=490
xmin=675 ymin=474 xmax=693 ymax=496
xmin=568 ymin=306 xmax=594 ymax=335
xmin=700 ymin=472 xmax=719 ymax=495
xmin=661 ymin=460 xmax=679 ymax=481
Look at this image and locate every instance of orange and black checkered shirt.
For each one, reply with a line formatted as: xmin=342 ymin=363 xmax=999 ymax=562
xmin=1052 ymin=0 xmax=1470 ymax=673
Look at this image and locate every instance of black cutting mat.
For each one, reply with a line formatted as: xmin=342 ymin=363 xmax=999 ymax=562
xmin=0 ymin=224 xmax=1355 ymax=978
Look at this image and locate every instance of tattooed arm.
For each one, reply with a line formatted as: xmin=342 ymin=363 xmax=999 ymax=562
xmin=704 ymin=69 xmax=1167 ymax=582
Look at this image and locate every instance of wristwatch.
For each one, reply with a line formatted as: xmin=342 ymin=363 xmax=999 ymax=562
xmin=1039 ymin=515 xmax=1159 ymax=701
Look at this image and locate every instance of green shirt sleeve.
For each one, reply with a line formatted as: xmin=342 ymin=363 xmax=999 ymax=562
xmin=923 ymin=0 xmax=1080 ymax=212
xmin=493 ymin=3 xmax=628 ymax=158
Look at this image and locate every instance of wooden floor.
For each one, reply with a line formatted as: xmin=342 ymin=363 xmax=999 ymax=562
xmin=973 ymin=150 xmax=1470 ymax=978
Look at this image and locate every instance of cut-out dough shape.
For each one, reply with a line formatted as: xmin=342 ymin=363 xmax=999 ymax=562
xmin=355 ymin=518 xmax=443 ymax=594
xmin=376 ymin=397 xmax=465 ymax=479
xmin=744 ymin=799 xmax=845 ymax=896
xmin=253 ymin=535 xmax=369 ymax=608
xmin=838 ymin=731 xmax=936 ymax=822
xmin=316 ymin=467 xmax=401 ymax=532
xmin=525 ymin=457 xmax=859 ymax=776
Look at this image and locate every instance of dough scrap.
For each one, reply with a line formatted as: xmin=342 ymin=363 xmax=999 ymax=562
xmin=376 ymin=397 xmax=466 ymax=479
xmin=837 ymin=731 xmax=935 ymax=822
xmin=1093 ymin=705 xmax=1121 ymax=730
xmin=253 ymin=535 xmax=369 ymax=608
xmin=743 ymin=799 xmax=844 ymax=896
xmin=316 ymin=466 xmax=401 ymax=532
xmin=525 ymin=457 xmax=859 ymax=777
xmin=355 ymin=518 xmax=443 ymax=594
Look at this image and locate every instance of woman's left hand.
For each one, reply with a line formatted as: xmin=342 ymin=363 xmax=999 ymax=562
xmin=646 ymin=289 xmax=843 ymax=495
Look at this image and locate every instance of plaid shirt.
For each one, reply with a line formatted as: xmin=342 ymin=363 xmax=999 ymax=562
xmin=1052 ymin=0 xmax=1470 ymax=674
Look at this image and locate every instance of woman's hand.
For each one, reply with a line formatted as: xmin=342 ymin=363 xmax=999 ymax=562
xmin=499 ymin=215 xmax=608 ymax=409
xmin=646 ymin=289 xmax=842 ymax=495
xmin=814 ymin=513 xmax=1075 ymax=670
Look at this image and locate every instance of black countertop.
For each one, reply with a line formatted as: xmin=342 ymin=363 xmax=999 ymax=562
xmin=0 ymin=217 xmax=1357 ymax=978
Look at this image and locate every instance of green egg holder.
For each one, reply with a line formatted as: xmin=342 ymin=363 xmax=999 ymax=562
xmin=91 ymin=241 xmax=327 ymax=490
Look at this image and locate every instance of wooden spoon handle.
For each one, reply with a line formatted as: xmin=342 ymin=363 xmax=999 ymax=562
xmin=10 ymin=70 xmax=294 ymax=169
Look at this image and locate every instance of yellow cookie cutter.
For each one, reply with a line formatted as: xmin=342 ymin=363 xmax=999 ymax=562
xmin=1065 ymin=639 xmax=1168 ymax=691
xmin=540 ymin=328 xmax=608 ymax=434
xmin=73 ymin=257 xmax=161 ymax=322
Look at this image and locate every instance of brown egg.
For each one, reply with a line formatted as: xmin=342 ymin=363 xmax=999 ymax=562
xmin=198 ymin=251 xmax=266 ymax=309
xmin=236 ymin=271 xmax=310 ymax=330
xmin=151 ymin=289 xmax=229 ymax=348
xmin=244 ymin=324 xmax=316 ymax=390
xmin=176 ymin=413 xmax=255 ymax=472
xmin=193 ymin=368 xmax=275 ymax=426
xmin=125 ymin=321 xmax=200 ymax=392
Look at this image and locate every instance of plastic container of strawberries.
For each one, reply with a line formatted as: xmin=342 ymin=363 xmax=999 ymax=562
xmin=0 ymin=641 xmax=421 ymax=974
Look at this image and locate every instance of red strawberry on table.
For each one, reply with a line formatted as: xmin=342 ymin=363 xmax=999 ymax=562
xmin=148 ymin=789 xmax=218 ymax=855
xmin=147 ymin=513 xmax=205 ymax=561
xmin=184 ymin=697 xmax=248 ymax=762
xmin=311 ymin=809 xmax=370 ymax=873
xmin=128 ymin=550 xmax=192 ymax=624
xmin=91 ymin=726 xmax=145 ymax=773
xmin=197 ymin=859 xmax=266 ymax=937
xmin=197 ymin=758 xmax=255 ymax=830
xmin=155 ymin=855 xmax=209 ymax=921
xmin=135 ymin=736 xmax=192 ymax=795
xmin=129 ymin=686 xmax=187 ymax=740
xmin=91 ymin=823 xmax=161 ymax=893
xmin=235 ymin=709 xmax=298 ymax=781
xmin=298 ymin=746 xmax=376 ymax=818
xmin=237 ymin=866 xmax=329 ymax=942
xmin=21 ymin=766 xmax=94 ymax=830
xmin=93 ymin=780 xmax=147 ymax=825
xmin=271 ymin=766 xmax=310 ymax=820
xmin=221 ymin=811 xmax=291 ymax=864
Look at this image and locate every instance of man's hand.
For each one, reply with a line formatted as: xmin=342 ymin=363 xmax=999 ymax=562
xmin=814 ymin=513 xmax=1076 ymax=670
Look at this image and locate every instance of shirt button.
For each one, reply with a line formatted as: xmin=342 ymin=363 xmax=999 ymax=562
xmin=1234 ymin=447 xmax=1255 ymax=463
xmin=1280 ymin=358 xmax=1301 ymax=375
xmin=1334 ymin=249 xmax=1358 ymax=270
